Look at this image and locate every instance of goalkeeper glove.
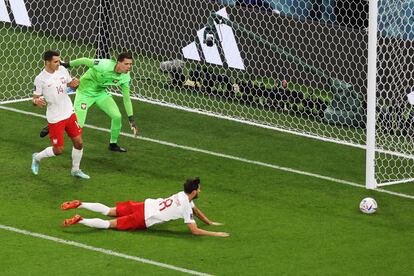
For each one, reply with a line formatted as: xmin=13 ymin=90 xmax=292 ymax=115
xmin=60 ymin=61 xmax=70 ymax=68
xmin=128 ymin=116 xmax=139 ymax=137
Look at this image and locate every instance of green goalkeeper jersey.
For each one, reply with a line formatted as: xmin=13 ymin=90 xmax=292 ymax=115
xmin=70 ymin=58 xmax=133 ymax=116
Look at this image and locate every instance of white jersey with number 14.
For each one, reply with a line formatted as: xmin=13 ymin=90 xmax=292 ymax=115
xmin=144 ymin=191 xmax=196 ymax=228
xmin=33 ymin=66 xmax=74 ymax=123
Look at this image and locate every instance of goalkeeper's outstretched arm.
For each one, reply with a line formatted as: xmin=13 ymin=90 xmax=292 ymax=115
xmin=69 ymin=58 xmax=95 ymax=68
xmin=60 ymin=58 xmax=95 ymax=68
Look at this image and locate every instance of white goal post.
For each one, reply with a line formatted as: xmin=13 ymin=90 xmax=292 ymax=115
xmin=1 ymin=0 xmax=413 ymax=189
xmin=365 ymin=0 xmax=379 ymax=189
xmin=366 ymin=0 xmax=414 ymax=188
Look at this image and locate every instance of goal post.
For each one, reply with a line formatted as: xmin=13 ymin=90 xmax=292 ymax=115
xmin=1 ymin=0 xmax=413 ymax=189
xmin=369 ymin=0 xmax=414 ymax=187
xmin=365 ymin=0 xmax=379 ymax=189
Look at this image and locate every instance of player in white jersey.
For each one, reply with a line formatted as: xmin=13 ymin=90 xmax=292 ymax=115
xmin=61 ymin=178 xmax=229 ymax=237
xmin=31 ymin=50 xmax=89 ymax=179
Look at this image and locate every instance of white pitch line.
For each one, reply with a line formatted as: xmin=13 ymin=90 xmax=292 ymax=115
xmin=0 ymin=224 xmax=212 ymax=276
xmin=1 ymin=105 xmax=414 ymax=200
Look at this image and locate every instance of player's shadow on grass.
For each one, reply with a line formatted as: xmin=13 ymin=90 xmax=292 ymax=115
xmin=143 ymin=228 xmax=192 ymax=238
xmin=61 ymin=227 xmax=192 ymax=238
xmin=61 ymin=228 xmax=104 ymax=234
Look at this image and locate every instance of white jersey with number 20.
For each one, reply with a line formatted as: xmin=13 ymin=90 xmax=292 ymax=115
xmin=144 ymin=191 xmax=196 ymax=228
xmin=33 ymin=66 xmax=74 ymax=123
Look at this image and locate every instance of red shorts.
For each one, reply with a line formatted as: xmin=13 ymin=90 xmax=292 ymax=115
xmin=116 ymin=201 xmax=147 ymax=230
xmin=48 ymin=113 xmax=82 ymax=147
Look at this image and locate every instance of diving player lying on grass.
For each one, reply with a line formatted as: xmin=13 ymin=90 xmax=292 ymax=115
xmin=62 ymin=177 xmax=229 ymax=237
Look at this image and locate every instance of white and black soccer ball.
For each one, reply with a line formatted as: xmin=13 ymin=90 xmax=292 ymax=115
xmin=359 ymin=197 xmax=377 ymax=214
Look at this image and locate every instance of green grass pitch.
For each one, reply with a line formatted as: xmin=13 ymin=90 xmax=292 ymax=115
xmin=1 ymin=97 xmax=414 ymax=275
xmin=1 ymin=22 xmax=414 ymax=275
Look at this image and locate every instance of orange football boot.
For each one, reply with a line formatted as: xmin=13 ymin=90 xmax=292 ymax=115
xmin=62 ymin=214 xmax=83 ymax=227
xmin=61 ymin=200 xmax=81 ymax=210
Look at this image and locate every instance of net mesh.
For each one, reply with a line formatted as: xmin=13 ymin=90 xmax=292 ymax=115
xmin=0 ymin=0 xmax=413 ymax=186
xmin=375 ymin=1 xmax=414 ymax=184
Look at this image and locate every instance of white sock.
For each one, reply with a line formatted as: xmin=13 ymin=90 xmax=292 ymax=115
xmin=79 ymin=202 xmax=110 ymax=215
xmin=79 ymin=218 xmax=110 ymax=229
xmin=35 ymin=147 xmax=55 ymax=161
xmin=71 ymin=147 xmax=83 ymax=171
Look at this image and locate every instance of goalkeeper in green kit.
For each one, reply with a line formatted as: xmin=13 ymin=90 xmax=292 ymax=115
xmin=40 ymin=52 xmax=138 ymax=152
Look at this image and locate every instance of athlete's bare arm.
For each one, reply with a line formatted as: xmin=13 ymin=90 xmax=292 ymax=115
xmin=186 ymin=222 xmax=229 ymax=237
xmin=192 ymin=207 xmax=223 ymax=226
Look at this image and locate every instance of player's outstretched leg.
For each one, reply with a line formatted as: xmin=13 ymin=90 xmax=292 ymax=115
xmin=62 ymin=215 xmax=113 ymax=229
xmin=63 ymin=214 xmax=83 ymax=226
xmin=31 ymin=153 xmax=40 ymax=175
xmin=39 ymin=125 xmax=49 ymax=138
xmin=31 ymin=147 xmax=56 ymax=175
xmin=61 ymin=200 xmax=81 ymax=210
xmin=70 ymin=135 xmax=89 ymax=179
xmin=61 ymin=201 xmax=111 ymax=216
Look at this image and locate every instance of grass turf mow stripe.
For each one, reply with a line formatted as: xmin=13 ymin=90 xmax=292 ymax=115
xmin=1 ymin=104 xmax=414 ymax=200
xmin=0 ymin=224 xmax=213 ymax=276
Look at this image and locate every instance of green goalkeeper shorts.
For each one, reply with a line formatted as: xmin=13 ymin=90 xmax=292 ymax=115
xmin=74 ymin=91 xmax=115 ymax=127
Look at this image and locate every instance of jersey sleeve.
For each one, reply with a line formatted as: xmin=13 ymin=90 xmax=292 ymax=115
xmin=33 ymin=76 xmax=43 ymax=96
xmin=121 ymin=85 xmax=134 ymax=117
xmin=190 ymin=201 xmax=195 ymax=208
xmin=69 ymin=58 xmax=95 ymax=68
xmin=183 ymin=202 xmax=196 ymax=224
xmin=60 ymin=67 xmax=72 ymax=82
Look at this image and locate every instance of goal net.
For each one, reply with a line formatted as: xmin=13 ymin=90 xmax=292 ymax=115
xmin=372 ymin=0 xmax=414 ymax=187
xmin=0 ymin=0 xmax=413 ymax=188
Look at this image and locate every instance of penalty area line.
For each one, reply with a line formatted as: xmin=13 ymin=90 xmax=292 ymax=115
xmin=1 ymin=105 xmax=414 ymax=200
xmin=0 ymin=224 xmax=213 ymax=276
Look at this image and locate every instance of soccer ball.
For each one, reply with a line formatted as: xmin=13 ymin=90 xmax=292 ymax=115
xmin=359 ymin=197 xmax=377 ymax=214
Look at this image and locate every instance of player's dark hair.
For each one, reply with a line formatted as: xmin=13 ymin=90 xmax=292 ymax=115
xmin=43 ymin=50 xmax=60 ymax=61
xmin=184 ymin=177 xmax=200 ymax=194
xmin=117 ymin=52 xmax=133 ymax=62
